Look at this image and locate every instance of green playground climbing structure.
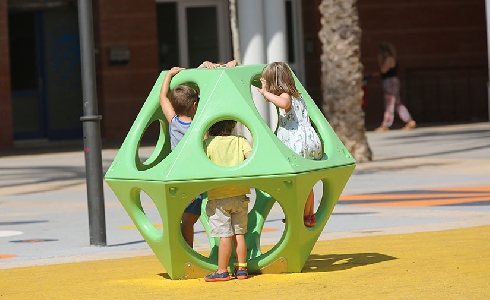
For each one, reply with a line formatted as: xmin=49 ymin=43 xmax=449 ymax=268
xmin=105 ymin=64 xmax=356 ymax=279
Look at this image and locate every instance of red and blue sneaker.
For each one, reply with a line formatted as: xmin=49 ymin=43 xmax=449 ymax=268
xmin=204 ymin=271 xmax=230 ymax=282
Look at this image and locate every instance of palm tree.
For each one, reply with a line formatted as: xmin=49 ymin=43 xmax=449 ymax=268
xmin=318 ymin=0 xmax=372 ymax=162
xmin=228 ymin=0 xmax=241 ymax=63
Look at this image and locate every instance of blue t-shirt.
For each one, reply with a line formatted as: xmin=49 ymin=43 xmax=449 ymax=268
xmin=170 ymin=115 xmax=191 ymax=150
xmin=169 ymin=115 xmax=203 ymax=214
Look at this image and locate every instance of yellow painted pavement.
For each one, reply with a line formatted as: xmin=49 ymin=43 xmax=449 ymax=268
xmin=1 ymin=225 xmax=489 ymax=299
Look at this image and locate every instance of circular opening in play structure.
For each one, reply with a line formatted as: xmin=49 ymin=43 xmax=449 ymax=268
xmin=253 ymin=188 xmax=286 ymax=256
xmin=185 ymin=186 xmax=286 ymax=263
xmin=181 ymin=182 xmax=332 ymax=268
xmin=235 ymin=121 xmax=253 ymax=146
xmin=304 ymin=180 xmax=324 ymax=229
xmin=249 ymin=73 xmax=277 ymax=132
xmin=136 ymin=81 xmax=202 ymax=168
xmin=250 ymin=73 xmax=262 ymax=90
xmin=138 ymin=190 xmax=163 ymax=233
xmin=179 ymin=191 xmax=207 ymax=250
xmin=138 ymin=119 xmax=165 ymax=167
xmin=180 ymin=186 xmax=254 ymax=259
xmin=202 ymin=119 xmax=254 ymax=168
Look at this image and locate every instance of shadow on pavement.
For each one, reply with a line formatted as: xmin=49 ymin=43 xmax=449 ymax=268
xmin=303 ymin=252 xmax=397 ymax=272
xmin=154 ymin=252 xmax=398 ymax=280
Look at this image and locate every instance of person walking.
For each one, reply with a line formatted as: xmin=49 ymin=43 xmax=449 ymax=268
xmin=374 ymin=42 xmax=416 ymax=132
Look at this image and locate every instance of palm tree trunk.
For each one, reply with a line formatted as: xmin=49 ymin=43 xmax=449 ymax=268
xmin=318 ymin=0 xmax=372 ymax=162
xmin=229 ymin=0 xmax=241 ymax=62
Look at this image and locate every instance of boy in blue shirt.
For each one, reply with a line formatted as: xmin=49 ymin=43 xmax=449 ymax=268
xmin=159 ymin=61 xmax=240 ymax=247
xmin=159 ymin=66 xmax=201 ymax=247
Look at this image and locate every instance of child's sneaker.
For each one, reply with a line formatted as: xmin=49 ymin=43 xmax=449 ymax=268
xmin=234 ymin=268 xmax=248 ymax=280
xmin=233 ymin=262 xmax=248 ymax=279
xmin=204 ymin=271 xmax=230 ymax=282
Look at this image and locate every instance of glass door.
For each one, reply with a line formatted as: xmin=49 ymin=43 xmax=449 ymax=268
xmin=156 ymin=2 xmax=180 ymax=71
xmin=9 ymin=8 xmax=83 ymax=141
xmin=179 ymin=1 xmax=230 ymax=68
xmin=156 ymin=0 xmax=231 ymax=69
xmin=42 ymin=8 xmax=83 ymax=139
xmin=9 ymin=11 xmax=46 ymax=139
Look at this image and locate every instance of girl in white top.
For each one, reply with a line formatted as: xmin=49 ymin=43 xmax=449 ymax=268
xmin=257 ymin=62 xmax=323 ymax=227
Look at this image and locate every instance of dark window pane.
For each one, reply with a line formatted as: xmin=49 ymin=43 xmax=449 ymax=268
xmin=9 ymin=12 xmax=38 ymax=90
xmin=156 ymin=2 xmax=180 ymax=71
xmin=285 ymin=1 xmax=295 ymax=63
xmin=186 ymin=6 xmax=219 ymax=68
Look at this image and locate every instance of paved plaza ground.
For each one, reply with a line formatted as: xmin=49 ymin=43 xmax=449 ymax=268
xmin=0 ymin=122 xmax=489 ymax=299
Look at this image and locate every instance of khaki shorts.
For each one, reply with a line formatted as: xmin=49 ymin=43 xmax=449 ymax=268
xmin=206 ymin=195 xmax=249 ymax=238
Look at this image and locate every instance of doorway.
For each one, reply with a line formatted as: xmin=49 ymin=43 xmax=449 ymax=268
xmin=156 ymin=0 xmax=231 ymax=70
xmin=9 ymin=7 xmax=83 ymax=140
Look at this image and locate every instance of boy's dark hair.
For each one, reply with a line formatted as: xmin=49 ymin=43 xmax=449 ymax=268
xmin=208 ymin=120 xmax=237 ymax=136
xmin=170 ymin=85 xmax=199 ymax=116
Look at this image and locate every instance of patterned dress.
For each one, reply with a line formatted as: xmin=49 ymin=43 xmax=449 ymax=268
xmin=276 ymin=96 xmax=323 ymax=160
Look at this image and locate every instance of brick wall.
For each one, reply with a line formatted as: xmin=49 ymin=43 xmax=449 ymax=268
xmin=93 ymin=0 xmax=160 ymax=141
xmin=359 ymin=0 xmax=488 ymax=126
xmin=0 ymin=0 xmax=13 ymax=148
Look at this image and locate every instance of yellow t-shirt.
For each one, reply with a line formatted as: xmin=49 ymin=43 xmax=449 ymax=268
xmin=203 ymin=135 xmax=252 ymax=200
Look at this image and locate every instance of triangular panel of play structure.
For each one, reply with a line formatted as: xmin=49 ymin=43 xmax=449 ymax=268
xmin=105 ymin=65 xmax=356 ymax=279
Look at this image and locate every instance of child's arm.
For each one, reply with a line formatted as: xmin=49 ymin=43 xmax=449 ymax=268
xmin=159 ymin=67 xmax=184 ymax=122
xmin=198 ymin=60 xmax=240 ymax=68
xmin=257 ymin=78 xmax=292 ymax=111
xmin=225 ymin=60 xmax=240 ymax=68
xmin=242 ymin=137 xmax=252 ymax=159
xmin=198 ymin=61 xmax=218 ymax=68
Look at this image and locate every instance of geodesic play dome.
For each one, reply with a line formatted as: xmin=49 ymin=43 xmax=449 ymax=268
xmin=104 ymin=64 xmax=356 ymax=279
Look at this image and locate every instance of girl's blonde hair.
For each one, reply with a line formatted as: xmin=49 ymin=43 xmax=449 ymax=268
xmin=261 ymin=62 xmax=300 ymax=98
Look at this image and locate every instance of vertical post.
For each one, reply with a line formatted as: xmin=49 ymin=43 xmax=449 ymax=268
xmin=237 ymin=0 xmax=266 ymax=65
xmin=78 ymin=0 xmax=106 ymax=246
xmin=237 ymin=0 xmax=269 ymax=138
xmin=264 ymin=0 xmax=287 ymax=62
xmin=264 ymin=0 xmax=287 ymax=130
xmin=486 ymin=0 xmax=490 ymax=121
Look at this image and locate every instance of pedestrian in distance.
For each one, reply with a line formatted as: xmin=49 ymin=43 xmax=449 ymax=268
xmin=372 ymin=42 xmax=416 ymax=132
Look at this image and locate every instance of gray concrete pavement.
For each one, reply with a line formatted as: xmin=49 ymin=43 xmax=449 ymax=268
xmin=1 ymin=122 xmax=489 ymax=269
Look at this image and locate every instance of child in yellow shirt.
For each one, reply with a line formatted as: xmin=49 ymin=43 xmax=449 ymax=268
xmin=203 ymin=120 xmax=252 ymax=282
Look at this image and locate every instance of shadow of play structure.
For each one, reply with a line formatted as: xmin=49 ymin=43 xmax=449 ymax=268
xmin=105 ymin=64 xmax=356 ymax=279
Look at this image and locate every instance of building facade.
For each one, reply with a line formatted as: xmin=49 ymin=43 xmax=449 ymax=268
xmin=0 ymin=0 xmax=488 ymax=149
